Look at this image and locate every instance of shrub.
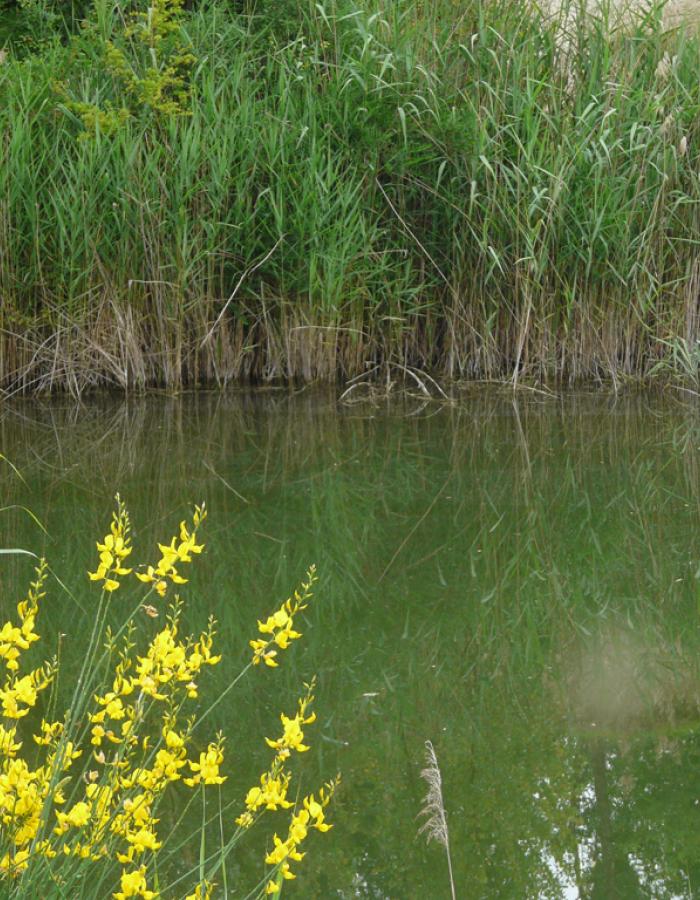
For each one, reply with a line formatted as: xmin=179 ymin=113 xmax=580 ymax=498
xmin=0 ymin=496 xmax=337 ymax=898
xmin=57 ymin=0 xmax=196 ymax=135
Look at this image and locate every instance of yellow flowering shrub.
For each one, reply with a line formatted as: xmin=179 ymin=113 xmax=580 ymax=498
xmin=58 ymin=0 xmax=196 ymax=138
xmin=0 ymin=496 xmax=337 ymax=898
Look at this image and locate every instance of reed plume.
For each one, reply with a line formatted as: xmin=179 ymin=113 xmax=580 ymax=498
xmin=418 ymin=740 xmax=456 ymax=900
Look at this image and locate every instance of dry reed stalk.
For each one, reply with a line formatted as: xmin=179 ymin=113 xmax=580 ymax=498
xmin=418 ymin=740 xmax=456 ymax=900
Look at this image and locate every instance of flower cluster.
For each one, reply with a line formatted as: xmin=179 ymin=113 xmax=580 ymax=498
xmin=0 ymin=497 xmax=337 ymax=899
xmin=0 ymin=563 xmax=58 ymax=726
xmin=114 ymin=866 xmax=156 ymax=900
xmin=135 ymin=505 xmax=205 ymax=598
xmin=235 ymin=677 xmax=338 ymax=890
xmin=0 ymin=563 xmax=42 ymax=671
xmin=90 ymin=613 xmax=220 ymax=746
xmin=265 ymin=680 xmax=317 ymax=757
xmin=264 ymin=779 xmax=340 ymax=893
xmin=0 ymin=564 xmax=66 ymax=877
xmin=250 ymin=565 xmax=317 ymax=667
xmin=233 ymin=678 xmax=338 ymax=893
xmin=184 ymin=736 xmax=226 ymax=787
xmin=235 ymin=682 xmax=317 ymax=830
xmin=88 ymin=495 xmax=133 ymax=592
xmin=51 ymin=616 xmax=223 ymax=888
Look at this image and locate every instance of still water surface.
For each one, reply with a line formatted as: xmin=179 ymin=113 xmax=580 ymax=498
xmin=3 ymin=390 xmax=700 ymax=898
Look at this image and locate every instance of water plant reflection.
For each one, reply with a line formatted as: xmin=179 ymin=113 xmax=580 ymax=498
xmin=4 ymin=391 xmax=700 ymax=895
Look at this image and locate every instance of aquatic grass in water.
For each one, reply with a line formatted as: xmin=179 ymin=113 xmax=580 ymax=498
xmin=4 ymin=0 xmax=700 ymax=391
xmin=0 ymin=495 xmax=337 ymax=898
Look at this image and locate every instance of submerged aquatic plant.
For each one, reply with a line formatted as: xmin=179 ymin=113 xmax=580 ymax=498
xmin=418 ymin=740 xmax=456 ymax=900
xmin=0 ymin=496 xmax=337 ymax=897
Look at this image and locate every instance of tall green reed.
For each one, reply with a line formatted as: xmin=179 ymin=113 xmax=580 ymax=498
xmin=2 ymin=0 xmax=700 ymax=393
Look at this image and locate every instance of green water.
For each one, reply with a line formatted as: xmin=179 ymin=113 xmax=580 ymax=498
xmin=3 ymin=390 xmax=700 ymax=898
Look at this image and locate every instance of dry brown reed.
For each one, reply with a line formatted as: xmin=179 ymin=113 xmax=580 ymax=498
xmin=418 ymin=740 xmax=456 ymax=900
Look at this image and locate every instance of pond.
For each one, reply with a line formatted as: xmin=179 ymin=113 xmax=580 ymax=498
xmin=2 ymin=389 xmax=700 ymax=898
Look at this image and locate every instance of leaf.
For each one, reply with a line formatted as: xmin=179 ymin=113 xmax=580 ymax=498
xmin=398 ymin=106 xmax=407 ymax=147
xmin=0 ymin=505 xmax=49 ymax=536
xmin=0 ymin=454 xmax=27 ymax=487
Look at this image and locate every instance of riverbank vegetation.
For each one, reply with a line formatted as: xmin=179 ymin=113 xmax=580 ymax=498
xmin=3 ymin=0 xmax=700 ymax=393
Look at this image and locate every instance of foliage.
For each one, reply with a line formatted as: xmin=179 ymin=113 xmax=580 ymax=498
xmin=1 ymin=0 xmax=50 ymax=40
xmin=55 ymin=0 xmax=196 ymax=135
xmin=0 ymin=497 xmax=337 ymax=897
xmin=6 ymin=0 xmax=700 ymax=390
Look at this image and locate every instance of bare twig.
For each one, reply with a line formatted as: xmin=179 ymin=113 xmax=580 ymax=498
xmin=338 ymin=366 xmax=380 ymax=402
xmin=200 ymin=237 xmax=284 ymax=348
xmin=338 ymin=381 xmax=375 ymax=403
xmin=202 ymin=461 xmax=250 ymax=504
xmin=378 ymin=477 xmax=450 ymax=583
xmin=393 ymin=362 xmax=431 ymax=397
xmin=405 ymin=364 xmax=450 ymax=401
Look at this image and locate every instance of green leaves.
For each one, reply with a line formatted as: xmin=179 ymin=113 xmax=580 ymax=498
xmin=61 ymin=0 xmax=197 ymax=138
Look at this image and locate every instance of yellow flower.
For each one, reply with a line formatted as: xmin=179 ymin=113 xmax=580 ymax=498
xmin=54 ymin=801 xmax=91 ymax=833
xmin=265 ymin=681 xmax=316 ymax=754
xmin=114 ymin=866 xmax=157 ymax=899
xmin=0 ymin=622 xmax=31 ymax=672
xmin=0 ymin=669 xmax=53 ymax=719
xmin=0 ymin=562 xmax=45 ymax=674
xmin=152 ymin=747 xmax=186 ymax=782
xmin=184 ymin=741 xmax=225 ymax=787
xmin=251 ymin=567 xmax=316 ymax=667
xmin=0 ymin=848 xmax=30 ymax=877
xmin=164 ymin=729 xmax=184 ymax=750
xmin=262 ymin=777 xmax=339 ymax=888
xmin=126 ymin=827 xmax=162 ymax=854
xmin=0 ymin=725 xmax=21 ymax=757
xmin=135 ymin=506 xmax=206 ymax=595
xmin=265 ymin=711 xmax=315 ymax=754
xmin=240 ymin=770 xmax=292 ymax=816
xmin=250 ymin=639 xmax=278 ymax=668
xmin=235 ymin=811 xmax=254 ymax=828
xmin=33 ymin=719 xmax=62 ymax=746
xmin=88 ymin=496 xmax=133 ymax=593
xmin=185 ymin=881 xmax=213 ymax=900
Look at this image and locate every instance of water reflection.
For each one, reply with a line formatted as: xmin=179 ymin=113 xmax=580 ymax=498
xmin=2 ymin=390 xmax=700 ymax=896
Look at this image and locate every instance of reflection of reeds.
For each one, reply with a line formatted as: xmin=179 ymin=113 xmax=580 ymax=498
xmin=4 ymin=391 xmax=700 ymax=892
xmin=418 ymin=740 xmax=456 ymax=900
xmin=3 ymin=389 xmax=700 ymax=688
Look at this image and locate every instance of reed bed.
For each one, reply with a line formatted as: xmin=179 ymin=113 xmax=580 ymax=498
xmin=3 ymin=0 xmax=700 ymax=392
